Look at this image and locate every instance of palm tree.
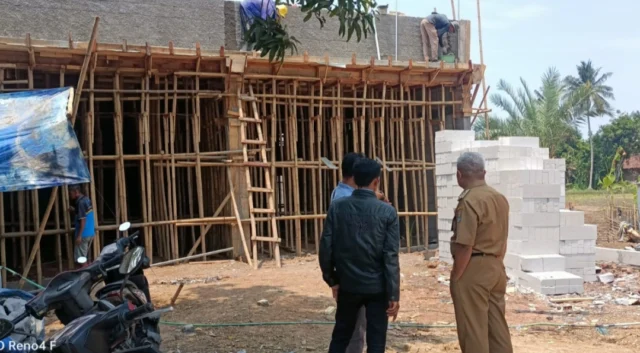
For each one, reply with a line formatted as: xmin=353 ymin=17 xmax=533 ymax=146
xmin=564 ymin=61 xmax=615 ymax=189
xmin=488 ymin=68 xmax=583 ymax=157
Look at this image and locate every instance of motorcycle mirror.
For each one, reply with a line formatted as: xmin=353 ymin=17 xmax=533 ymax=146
xmin=118 ymin=222 xmax=131 ymax=232
xmin=0 ymin=318 xmax=14 ymax=340
xmin=77 ymin=256 xmax=87 ymax=264
xmin=119 ymin=246 xmax=145 ymax=275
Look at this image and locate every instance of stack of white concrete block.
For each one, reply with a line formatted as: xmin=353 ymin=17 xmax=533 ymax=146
xmin=435 ymin=130 xmax=597 ymax=295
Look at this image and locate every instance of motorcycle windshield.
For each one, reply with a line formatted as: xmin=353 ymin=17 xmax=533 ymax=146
xmin=49 ymin=314 xmax=96 ymax=343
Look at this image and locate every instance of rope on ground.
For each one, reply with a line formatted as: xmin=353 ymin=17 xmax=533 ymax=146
xmin=158 ymin=320 xmax=640 ymax=329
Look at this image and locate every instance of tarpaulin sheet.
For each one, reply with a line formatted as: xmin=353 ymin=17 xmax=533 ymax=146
xmin=0 ymin=87 xmax=89 ymax=192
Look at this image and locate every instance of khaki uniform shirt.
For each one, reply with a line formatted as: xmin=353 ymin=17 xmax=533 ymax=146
xmin=450 ymin=182 xmax=509 ymax=257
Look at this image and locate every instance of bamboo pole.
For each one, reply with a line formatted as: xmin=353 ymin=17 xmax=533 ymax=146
xmin=399 ymin=85 xmax=410 ymax=251
xmin=380 ymin=84 xmax=389 ymax=196
xmin=171 ymin=75 xmax=179 ymax=258
xmin=476 ymin=0 xmax=489 ymax=138
xmin=292 ymin=81 xmax=302 ymax=255
xmin=193 ymin=76 xmax=207 ymax=260
xmin=144 ymin=74 xmax=154 ymax=260
xmin=421 ymin=84 xmax=430 ymax=247
xmin=0 ymin=192 xmax=5 ymax=287
xmin=18 ymin=187 xmax=57 ymax=288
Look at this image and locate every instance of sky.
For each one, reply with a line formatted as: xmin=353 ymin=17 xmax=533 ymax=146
xmin=393 ymin=0 xmax=640 ymax=137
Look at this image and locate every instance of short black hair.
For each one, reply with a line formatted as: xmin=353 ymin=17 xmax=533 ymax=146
xmin=341 ymin=152 xmax=365 ymax=178
xmin=68 ymin=185 xmax=82 ymax=193
xmin=353 ymin=158 xmax=381 ymax=187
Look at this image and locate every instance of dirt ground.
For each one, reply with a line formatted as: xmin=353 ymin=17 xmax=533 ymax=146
xmin=566 ymin=191 xmax=637 ymax=249
xmin=135 ymin=253 xmax=640 ymax=353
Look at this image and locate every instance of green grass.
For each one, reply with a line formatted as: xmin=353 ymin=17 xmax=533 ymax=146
xmin=566 ymin=189 xmax=636 ymax=208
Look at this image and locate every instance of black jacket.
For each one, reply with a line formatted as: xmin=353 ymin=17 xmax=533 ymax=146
xmin=319 ymin=189 xmax=400 ymax=302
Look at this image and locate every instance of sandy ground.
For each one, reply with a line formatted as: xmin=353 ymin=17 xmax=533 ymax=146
xmin=566 ymin=192 xmax=637 ymax=249
xmin=126 ymin=253 xmax=640 ymax=353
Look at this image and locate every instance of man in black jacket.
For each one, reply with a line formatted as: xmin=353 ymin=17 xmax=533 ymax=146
xmin=320 ymin=158 xmax=400 ymax=353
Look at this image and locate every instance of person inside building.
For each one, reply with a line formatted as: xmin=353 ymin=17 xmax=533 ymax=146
xmin=449 ymin=152 xmax=513 ymax=353
xmin=68 ymin=185 xmax=95 ymax=269
xmin=321 ymin=157 xmax=400 ymax=353
xmin=420 ymin=9 xmax=456 ymax=62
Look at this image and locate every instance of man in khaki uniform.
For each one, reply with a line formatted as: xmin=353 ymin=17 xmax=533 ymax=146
xmin=449 ymin=152 xmax=513 ymax=353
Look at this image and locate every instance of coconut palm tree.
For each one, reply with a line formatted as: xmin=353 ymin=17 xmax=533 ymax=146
xmin=487 ymin=68 xmax=583 ymax=157
xmin=564 ymin=61 xmax=615 ymax=189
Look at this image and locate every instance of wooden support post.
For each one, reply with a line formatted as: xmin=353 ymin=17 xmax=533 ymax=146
xmin=227 ymin=169 xmax=253 ymax=267
xmin=170 ymin=283 xmax=184 ymax=306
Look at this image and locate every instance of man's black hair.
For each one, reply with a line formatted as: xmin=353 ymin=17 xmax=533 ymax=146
xmin=341 ymin=152 xmax=366 ymax=178
xmin=68 ymin=185 xmax=82 ymax=193
xmin=353 ymin=158 xmax=381 ymax=187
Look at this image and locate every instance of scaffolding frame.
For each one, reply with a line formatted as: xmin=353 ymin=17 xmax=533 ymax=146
xmin=0 ymin=33 xmax=485 ymax=285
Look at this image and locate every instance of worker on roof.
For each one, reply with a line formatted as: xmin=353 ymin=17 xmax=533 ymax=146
xmin=420 ymin=9 xmax=456 ymax=62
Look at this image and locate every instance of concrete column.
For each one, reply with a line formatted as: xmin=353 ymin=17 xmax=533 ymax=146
xmin=226 ymin=76 xmax=251 ymax=260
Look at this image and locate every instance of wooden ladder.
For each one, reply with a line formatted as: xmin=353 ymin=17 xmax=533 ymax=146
xmin=237 ymin=85 xmax=281 ymax=268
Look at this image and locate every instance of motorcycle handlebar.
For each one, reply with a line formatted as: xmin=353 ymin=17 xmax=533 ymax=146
xmin=124 ymin=303 xmax=154 ymax=322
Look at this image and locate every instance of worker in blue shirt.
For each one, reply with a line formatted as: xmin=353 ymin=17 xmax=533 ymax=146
xmin=420 ymin=10 xmax=456 ymax=62
xmin=68 ymin=185 xmax=95 ymax=268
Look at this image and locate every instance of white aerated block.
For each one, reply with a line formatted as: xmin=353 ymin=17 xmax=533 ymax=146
xmin=499 ymin=136 xmax=541 ymax=148
xmin=559 ymin=224 xmax=597 ymax=241
xmin=518 ymin=254 xmax=566 ymax=272
xmin=560 ymin=210 xmax=585 ymax=226
xmin=511 ymin=213 xmax=560 ymax=227
xmin=435 ymin=130 xmax=475 ymax=142
xmin=435 ymin=132 xmax=596 ymax=295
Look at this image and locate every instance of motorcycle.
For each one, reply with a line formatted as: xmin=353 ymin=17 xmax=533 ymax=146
xmin=15 ymin=223 xmax=150 ymax=326
xmin=0 ymin=244 xmax=172 ymax=352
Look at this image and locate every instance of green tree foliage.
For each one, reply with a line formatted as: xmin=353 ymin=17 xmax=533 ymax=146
xmin=479 ymin=68 xmax=583 ymax=157
xmin=564 ymin=60 xmax=615 ymax=189
xmin=591 ymin=112 xmax=640 ymax=185
xmin=244 ymin=0 xmax=378 ymax=62
xmin=475 ymin=63 xmax=637 ymax=191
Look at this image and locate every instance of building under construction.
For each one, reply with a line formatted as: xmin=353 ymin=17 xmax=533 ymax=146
xmin=0 ymin=0 xmax=487 ymax=286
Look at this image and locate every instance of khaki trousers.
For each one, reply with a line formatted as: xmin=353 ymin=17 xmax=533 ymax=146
xmin=450 ymin=256 xmax=513 ymax=353
xmin=420 ymin=20 xmax=439 ymax=61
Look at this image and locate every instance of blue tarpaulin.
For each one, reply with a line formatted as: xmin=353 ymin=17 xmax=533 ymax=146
xmin=0 ymin=87 xmax=89 ymax=192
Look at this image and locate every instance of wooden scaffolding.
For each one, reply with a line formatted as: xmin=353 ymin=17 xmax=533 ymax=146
xmin=0 ymin=34 xmax=485 ymax=286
